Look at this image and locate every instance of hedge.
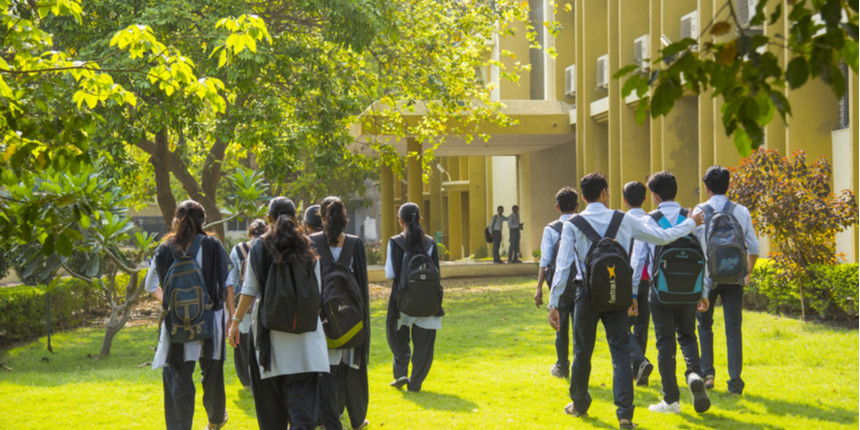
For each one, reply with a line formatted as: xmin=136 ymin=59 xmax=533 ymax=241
xmin=745 ymin=261 xmax=858 ymax=320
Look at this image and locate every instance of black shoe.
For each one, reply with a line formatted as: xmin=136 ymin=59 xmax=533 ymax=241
xmin=389 ymin=376 xmax=408 ymax=389
xmin=688 ymin=373 xmax=711 ymax=413
xmin=635 ymin=360 xmax=653 ymax=387
xmin=550 ymin=363 xmax=569 ymax=378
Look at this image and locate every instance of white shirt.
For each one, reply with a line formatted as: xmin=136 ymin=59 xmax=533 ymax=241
xmin=631 ymin=202 xmax=687 ymax=287
xmin=549 ymin=202 xmax=697 ymax=308
xmin=490 ymin=214 xmax=507 ymax=231
xmin=384 ymin=240 xmax=442 ymax=330
xmin=691 ymin=194 xmax=760 ymax=287
xmin=539 ymin=213 xmax=574 ymax=268
xmin=227 ymin=245 xmax=253 ymax=333
xmin=508 ymin=212 xmax=522 ymax=229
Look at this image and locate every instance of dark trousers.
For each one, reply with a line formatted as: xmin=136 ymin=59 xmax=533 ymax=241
xmin=555 ymin=302 xmax=575 ymax=368
xmin=570 ymin=290 xmax=634 ymax=421
xmin=508 ymin=228 xmax=520 ymax=262
xmin=248 ymin=343 xmax=322 ymax=430
xmin=650 ymin=288 xmax=702 ymax=404
xmin=697 ymin=284 xmax=745 ymax=393
xmin=162 ymin=357 xmax=226 ymax=430
xmin=492 ymin=230 xmax=503 ymax=262
xmin=319 ymin=362 xmax=368 ymax=429
xmin=628 ymin=280 xmax=651 ymax=370
xmin=233 ymin=331 xmax=252 ymax=387
xmin=389 ymin=324 xmax=437 ymax=392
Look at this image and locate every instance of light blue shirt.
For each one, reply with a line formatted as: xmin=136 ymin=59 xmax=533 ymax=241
xmin=627 ymin=207 xmax=651 ymax=289
xmin=539 ymin=213 xmax=574 ymax=268
xmin=549 ymin=202 xmax=697 ymax=308
xmin=632 ymin=202 xmax=690 ymax=289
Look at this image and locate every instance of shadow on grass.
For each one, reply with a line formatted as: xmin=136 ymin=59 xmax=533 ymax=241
xmin=233 ymin=387 xmax=257 ymax=418
xmin=714 ymin=392 xmax=856 ymax=426
xmin=399 ymin=389 xmax=478 ymax=412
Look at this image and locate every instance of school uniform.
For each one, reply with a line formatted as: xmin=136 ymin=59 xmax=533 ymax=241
xmin=489 ymin=214 xmax=507 ymax=263
xmin=641 ymin=201 xmax=706 ymax=404
xmin=627 ymin=208 xmax=653 ymax=376
xmin=227 ymin=242 xmax=253 ymax=388
xmin=384 ymin=234 xmax=443 ymax=392
xmin=549 ymin=202 xmax=696 ymax=421
xmin=310 ymin=233 xmax=370 ymax=430
xmin=145 ymin=234 xmax=229 ymax=430
xmin=540 ymin=213 xmax=574 ymax=372
xmin=508 ymin=212 xmax=522 ymax=262
xmin=693 ymin=195 xmax=759 ymax=394
xmin=242 ymin=242 xmax=330 ymax=430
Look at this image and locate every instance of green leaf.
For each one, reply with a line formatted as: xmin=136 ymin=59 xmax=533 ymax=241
xmin=733 ymin=128 xmax=753 ymax=156
xmin=785 ymin=57 xmax=809 ymax=88
xmin=613 ymin=64 xmax=638 ymax=79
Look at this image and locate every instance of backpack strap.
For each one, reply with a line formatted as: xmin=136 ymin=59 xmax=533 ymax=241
xmin=173 ymin=235 xmax=204 ymax=260
xmin=605 ymin=210 xmax=625 ymax=240
xmin=679 ymin=207 xmax=689 ymax=218
xmin=548 ymin=220 xmax=563 ymax=235
xmin=337 ymin=235 xmax=357 ymax=266
xmin=569 ymin=215 xmax=601 ymax=243
xmin=722 ymin=201 xmax=736 ymax=215
xmin=237 ymin=241 xmax=250 ymax=261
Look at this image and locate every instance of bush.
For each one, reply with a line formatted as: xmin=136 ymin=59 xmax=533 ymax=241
xmin=473 ymin=245 xmax=488 ymax=260
xmin=746 ymin=261 xmax=858 ymax=320
xmin=436 ymin=243 xmax=450 ymax=261
xmin=365 ymin=241 xmax=383 ymax=266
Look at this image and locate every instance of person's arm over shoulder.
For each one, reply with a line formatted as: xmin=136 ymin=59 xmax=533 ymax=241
xmin=627 ymin=212 xmax=695 ymax=245
xmin=548 ymin=221 xmax=577 ymax=308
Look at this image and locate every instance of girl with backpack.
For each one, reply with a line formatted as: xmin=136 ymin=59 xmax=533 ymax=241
xmin=144 ymin=200 xmax=231 ymax=430
xmin=310 ymin=196 xmax=370 ymax=430
xmin=227 ymin=197 xmax=331 ymax=430
xmin=384 ymin=202 xmax=443 ymax=393
xmin=226 ymin=219 xmax=267 ymax=389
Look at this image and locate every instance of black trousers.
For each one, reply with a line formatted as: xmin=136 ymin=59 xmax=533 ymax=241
xmin=555 ymin=302 xmax=575 ymax=368
xmin=698 ymin=283 xmax=745 ymax=393
xmin=233 ymin=331 xmax=252 ymax=387
xmin=248 ymin=343 xmax=322 ymax=430
xmin=389 ymin=324 xmax=437 ymax=392
xmin=319 ymin=362 xmax=369 ymax=429
xmin=162 ymin=357 xmax=226 ymax=430
xmin=508 ymin=228 xmax=520 ymax=262
xmin=628 ymin=280 xmax=651 ymax=370
xmin=492 ymin=230 xmax=503 ymax=262
xmin=650 ymin=288 xmax=702 ymax=404
xmin=570 ymin=289 xmax=634 ymax=421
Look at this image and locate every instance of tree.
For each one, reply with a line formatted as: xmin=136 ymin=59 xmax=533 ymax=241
xmin=730 ymin=149 xmax=858 ymax=319
xmin=616 ymin=0 xmax=858 ymax=155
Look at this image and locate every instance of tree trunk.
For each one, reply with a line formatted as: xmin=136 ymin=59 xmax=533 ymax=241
xmin=799 ymin=282 xmax=807 ymax=321
xmin=152 ymin=130 xmax=177 ymax=229
xmin=99 ymin=319 xmax=123 ymax=358
xmin=99 ymin=272 xmax=142 ymax=358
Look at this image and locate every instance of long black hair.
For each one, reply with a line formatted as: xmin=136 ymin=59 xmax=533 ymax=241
xmin=164 ymin=200 xmax=207 ymax=250
xmin=263 ymin=197 xmax=315 ymax=264
xmin=398 ymin=202 xmax=425 ymax=253
xmin=320 ymin=196 xmax=349 ymax=246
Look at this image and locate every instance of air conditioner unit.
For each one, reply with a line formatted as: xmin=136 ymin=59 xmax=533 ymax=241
xmin=564 ymin=65 xmax=576 ymax=97
xmin=737 ymin=0 xmax=761 ymax=28
xmin=633 ymin=34 xmax=649 ymax=71
xmin=596 ymin=55 xmax=609 ymax=89
xmin=812 ymin=13 xmax=826 ymax=37
xmin=680 ymin=11 xmax=698 ymax=40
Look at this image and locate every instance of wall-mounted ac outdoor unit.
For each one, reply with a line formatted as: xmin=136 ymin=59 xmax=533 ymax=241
xmin=564 ymin=65 xmax=576 ymax=97
xmin=680 ymin=11 xmax=698 ymax=40
xmin=633 ymin=34 xmax=649 ymax=71
xmin=596 ymin=55 xmax=609 ymax=89
xmin=737 ymin=0 xmax=761 ymax=28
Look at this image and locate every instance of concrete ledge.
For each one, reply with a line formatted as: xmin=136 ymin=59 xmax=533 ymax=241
xmin=368 ymin=261 xmax=537 ymax=283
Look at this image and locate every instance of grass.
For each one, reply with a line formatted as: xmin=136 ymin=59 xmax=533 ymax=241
xmin=0 ymin=276 xmax=857 ymax=429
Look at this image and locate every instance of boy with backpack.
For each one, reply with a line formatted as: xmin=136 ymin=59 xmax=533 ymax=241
xmin=489 ymin=206 xmax=508 ymax=263
xmin=534 ymin=187 xmax=579 ymax=378
xmin=693 ymin=166 xmax=759 ymax=395
xmin=622 ymin=181 xmax=654 ymax=387
xmin=547 ymin=172 xmax=704 ymax=429
xmin=639 ymin=172 xmax=711 ymax=414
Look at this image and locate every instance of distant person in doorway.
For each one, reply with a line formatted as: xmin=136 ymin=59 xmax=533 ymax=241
xmin=489 ymin=206 xmax=507 ymax=263
xmin=508 ymin=205 xmax=524 ymax=263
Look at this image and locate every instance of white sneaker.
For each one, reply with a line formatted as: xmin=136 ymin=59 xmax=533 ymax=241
xmin=648 ymin=400 xmax=681 ymax=414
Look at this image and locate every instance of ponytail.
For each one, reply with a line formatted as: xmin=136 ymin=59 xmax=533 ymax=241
xmin=320 ymin=196 xmax=349 ymax=246
xmin=164 ymin=200 xmax=207 ymax=250
xmin=264 ymin=197 xmax=315 ymax=264
xmin=398 ymin=202 xmax=425 ymax=253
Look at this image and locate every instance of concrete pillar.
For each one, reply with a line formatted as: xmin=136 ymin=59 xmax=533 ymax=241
xmin=429 ymin=159 xmax=442 ymax=242
xmin=380 ymin=164 xmax=394 ymax=243
xmin=447 ymin=190 xmax=463 ymax=260
xmin=406 ymin=138 xmax=423 ymax=205
xmin=468 ymin=156 xmax=488 ymax=257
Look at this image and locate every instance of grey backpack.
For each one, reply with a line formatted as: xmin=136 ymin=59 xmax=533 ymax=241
xmin=700 ymin=201 xmax=748 ymax=284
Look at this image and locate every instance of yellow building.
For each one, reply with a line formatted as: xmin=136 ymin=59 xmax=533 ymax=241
xmin=358 ymin=0 xmax=858 ymax=262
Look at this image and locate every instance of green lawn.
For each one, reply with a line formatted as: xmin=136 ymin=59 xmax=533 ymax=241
xmin=0 ymin=276 xmax=857 ymax=429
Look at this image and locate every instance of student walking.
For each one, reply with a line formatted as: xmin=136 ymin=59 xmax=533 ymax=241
xmin=548 ymin=173 xmax=703 ymax=429
xmin=385 ymin=202 xmax=444 ymax=392
xmin=534 ymin=187 xmax=579 ymax=378
xmin=304 ymin=204 xmax=324 ymax=234
xmin=508 ymin=205 xmax=524 ymax=263
xmin=639 ymin=172 xmax=711 ymax=414
xmin=489 ymin=206 xmax=507 ymax=263
xmin=693 ymin=166 xmax=759 ymax=395
xmin=144 ymin=200 xmax=230 ymax=430
xmin=311 ymin=197 xmax=371 ymax=430
xmin=226 ymin=219 xmax=267 ymax=389
xmin=228 ymin=197 xmax=331 ymax=430
xmin=622 ymin=181 xmax=655 ymax=386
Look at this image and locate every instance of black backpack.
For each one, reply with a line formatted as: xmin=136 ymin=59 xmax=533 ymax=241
xmin=545 ymin=220 xmax=578 ymax=308
xmin=570 ymin=211 xmax=633 ymax=313
xmin=650 ymin=209 xmax=706 ymax=304
xmin=256 ymin=241 xmax=321 ymax=334
xmin=311 ymin=234 xmax=367 ymax=349
xmin=393 ymin=236 xmax=443 ymax=317
xmin=700 ymin=202 xmax=749 ymax=284
xmin=162 ymin=235 xmax=214 ymax=343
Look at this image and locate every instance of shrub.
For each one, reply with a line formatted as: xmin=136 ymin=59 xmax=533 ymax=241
xmin=473 ymin=245 xmax=488 ymax=260
xmin=746 ymin=261 xmax=858 ymax=320
xmin=436 ymin=243 xmax=450 ymax=261
xmin=365 ymin=241 xmax=384 ymax=266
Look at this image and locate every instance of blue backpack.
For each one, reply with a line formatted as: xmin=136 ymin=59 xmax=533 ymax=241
xmin=162 ymin=235 xmax=214 ymax=343
xmin=650 ymin=208 xmax=705 ymax=304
